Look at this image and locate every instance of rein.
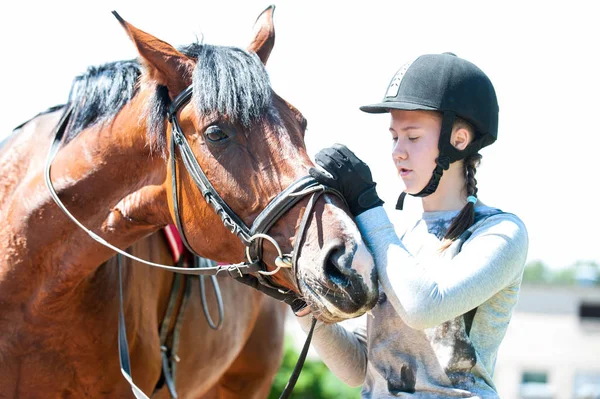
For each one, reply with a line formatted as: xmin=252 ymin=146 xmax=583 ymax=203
xmin=44 ymin=85 xmax=342 ymax=398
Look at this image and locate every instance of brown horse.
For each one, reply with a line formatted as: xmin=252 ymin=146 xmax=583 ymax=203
xmin=0 ymin=6 xmax=378 ymax=399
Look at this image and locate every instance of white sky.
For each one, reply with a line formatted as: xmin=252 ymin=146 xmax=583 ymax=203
xmin=0 ymin=1 xmax=597 ymax=270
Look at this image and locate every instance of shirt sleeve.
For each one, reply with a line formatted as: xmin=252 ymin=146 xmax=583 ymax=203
xmin=356 ymin=207 xmax=529 ymax=330
xmin=295 ymin=313 xmax=368 ymax=387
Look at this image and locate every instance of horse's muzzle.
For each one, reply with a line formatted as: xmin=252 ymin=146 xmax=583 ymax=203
xmin=300 ymin=238 xmax=379 ymax=322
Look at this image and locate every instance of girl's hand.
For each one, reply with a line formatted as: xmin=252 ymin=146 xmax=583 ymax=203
xmin=309 ymin=143 xmax=384 ymax=216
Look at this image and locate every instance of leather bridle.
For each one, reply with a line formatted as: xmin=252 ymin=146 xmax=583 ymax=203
xmin=44 ymin=84 xmax=346 ymax=399
xmin=167 ymin=85 xmax=346 ymax=309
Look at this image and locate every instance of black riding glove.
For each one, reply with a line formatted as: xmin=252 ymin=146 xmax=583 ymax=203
xmin=309 ymin=144 xmax=384 ymax=216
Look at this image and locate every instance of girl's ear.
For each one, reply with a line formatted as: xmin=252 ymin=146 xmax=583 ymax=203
xmin=450 ymin=127 xmax=472 ymax=151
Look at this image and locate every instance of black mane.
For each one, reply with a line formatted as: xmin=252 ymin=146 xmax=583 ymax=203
xmin=65 ymin=60 xmax=141 ymax=144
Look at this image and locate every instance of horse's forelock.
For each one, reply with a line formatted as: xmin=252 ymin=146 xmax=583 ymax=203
xmin=60 ymin=44 xmax=280 ymax=158
xmin=187 ymin=44 xmax=273 ymax=128
xmin=145 ymin=44 xmax=281 ymax=158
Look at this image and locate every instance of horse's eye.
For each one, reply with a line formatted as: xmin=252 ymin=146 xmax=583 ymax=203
xmin=205 ymin=126 xmax=229 ymax=143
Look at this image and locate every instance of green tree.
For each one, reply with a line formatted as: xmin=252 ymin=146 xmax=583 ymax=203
xmin=269 ymin=337 xmax=361 ymax=399
xmin=522 ymin=260 xmax=599 ymax=285
xmin=550 ymin=266 xmax=576 ymax=285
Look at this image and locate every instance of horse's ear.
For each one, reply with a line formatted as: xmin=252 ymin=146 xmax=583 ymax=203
xmin=248 ymin=5 xmax=275 ymax=65
xmin=112 ymin=11 xmax=194 ymax=96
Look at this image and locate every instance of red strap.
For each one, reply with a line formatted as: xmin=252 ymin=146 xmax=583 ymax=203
xmin=163 ymin=225 xmax=229 ymax=267
xmin=163 ymin=224 xmax=184 ymax=263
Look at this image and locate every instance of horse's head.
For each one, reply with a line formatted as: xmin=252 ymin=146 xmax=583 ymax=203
xmin=115 ymin=7 xmax=378 ymax=323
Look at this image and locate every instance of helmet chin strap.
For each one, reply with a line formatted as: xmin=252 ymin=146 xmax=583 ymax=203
xmin=396 ymin=111 xmax=455 ymax=210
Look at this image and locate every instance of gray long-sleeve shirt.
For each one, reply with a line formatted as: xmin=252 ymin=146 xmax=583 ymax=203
xmin=298 ymin=205 xmax=528 ymax=398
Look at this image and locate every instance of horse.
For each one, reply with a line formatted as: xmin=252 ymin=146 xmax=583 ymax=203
xmin=0 ymin=6 xmax=379 ymax=398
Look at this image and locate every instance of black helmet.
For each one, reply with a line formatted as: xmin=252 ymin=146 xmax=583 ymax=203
xmin=361 ymin=53 xmax=499 ymax=201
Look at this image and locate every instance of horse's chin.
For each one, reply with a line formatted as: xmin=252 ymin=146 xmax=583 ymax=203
xmin=299 ymin=280 xmax=375 ymax=324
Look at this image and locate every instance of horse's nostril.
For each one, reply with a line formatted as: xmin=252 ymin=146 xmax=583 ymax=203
xmin=318 ymin=240 xmax=376 ymax=315
xmin=323 ymin=243 xmax=353 ymax=287
xmin=324 ymin=258 xmax=348 ymax=287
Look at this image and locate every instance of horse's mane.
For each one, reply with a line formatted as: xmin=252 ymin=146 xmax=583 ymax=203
xmin=60 ymin=43 xmax=273 ymax=152
xmin=65 ymin=60 xmax=141 ymax=144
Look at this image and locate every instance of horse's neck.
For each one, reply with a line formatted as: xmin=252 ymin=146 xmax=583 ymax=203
xmin=0 ymin=95 xmax=171 ymax=294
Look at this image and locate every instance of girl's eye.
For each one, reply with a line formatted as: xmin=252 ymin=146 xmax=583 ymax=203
xmin=408 ymin=137 xmax=419 ymax=142
xmin=205 ymin=126 xmax=229 ymax=143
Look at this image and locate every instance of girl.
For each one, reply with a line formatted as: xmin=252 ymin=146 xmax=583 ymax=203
xmin=297 ymin=52 xmax=529 ymax=398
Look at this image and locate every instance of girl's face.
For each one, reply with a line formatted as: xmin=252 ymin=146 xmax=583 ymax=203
xmin=390 ymin=110 xmax=441 ymax=194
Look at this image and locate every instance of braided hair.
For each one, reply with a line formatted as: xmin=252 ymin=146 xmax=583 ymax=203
xmin=440 ymin=117 xmax=482 ymax=250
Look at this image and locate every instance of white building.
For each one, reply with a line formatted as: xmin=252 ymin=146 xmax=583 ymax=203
xmin=493 ymin=284 xmax=600 ymax=399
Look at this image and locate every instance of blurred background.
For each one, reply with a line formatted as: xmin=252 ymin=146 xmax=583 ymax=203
xmin=1 ymin=1 xmax=598 ymax=398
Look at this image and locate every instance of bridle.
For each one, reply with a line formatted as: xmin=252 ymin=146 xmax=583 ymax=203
xmin=44 ymin=84 xmax=346 ymax=399
xmin=167 ymin=85 xmax=346 ymax=308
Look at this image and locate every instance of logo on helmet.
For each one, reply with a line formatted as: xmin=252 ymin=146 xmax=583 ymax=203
xmin=385 ymin=60 xmax=414 ymax=98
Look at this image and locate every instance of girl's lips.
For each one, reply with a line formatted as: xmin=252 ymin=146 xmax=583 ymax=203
xmin=399 ymin=168 xmax=412 ymax=177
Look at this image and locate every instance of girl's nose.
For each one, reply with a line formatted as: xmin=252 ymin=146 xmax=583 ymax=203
xmin=392 ymin=140 xmax=408 ymax=161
